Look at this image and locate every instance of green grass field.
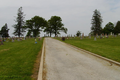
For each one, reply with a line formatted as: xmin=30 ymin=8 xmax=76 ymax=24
xmin=0 ymin=38 xmax=43 ymax=80
xmin=56 ymin=36 xmax=120 ymax=63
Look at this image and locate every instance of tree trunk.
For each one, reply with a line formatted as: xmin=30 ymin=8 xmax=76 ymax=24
xmin=50 ymin=32 xmax=51 ymax=37
xmin=55 ymin=32 xmax=57 ymax=37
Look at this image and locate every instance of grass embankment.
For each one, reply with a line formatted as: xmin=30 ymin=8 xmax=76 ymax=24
xmin=0 ymin=38 xmax=43 ymax=80
xmin=56 ymin=36 xmax=120 ymax=63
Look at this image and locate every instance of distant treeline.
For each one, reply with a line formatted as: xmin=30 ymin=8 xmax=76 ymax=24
xmin=0 ymin=7 xmax=67 ymax=38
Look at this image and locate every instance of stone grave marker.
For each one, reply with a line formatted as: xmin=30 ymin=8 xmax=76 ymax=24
xmin=94 ymin=37 xmax=96 ymax=41
xmin=100 ymin=34 xmax=102 ymax=39
xmin=0 ymin=38 xmax=4 ymax=45
xmin=9 ymin=38 xmax=12 ymax=42
xmin=12 ymin=38 xmax=14 ymax=42
xmin=118 ymin=33 xmax=120 ymax=36
xmin=18 ymin=38 xmax=20 ymax=41
xmin=96 ymin=34 xmax=99 ymax=38
xmin=80 ymin=36 xmax=82 ymax=39
xmin=74 ymin=35 xmax=75 ymax=38
xmin=102 ymin=34 xmax=104 ymax=38
xmin=110 ymin=32 xmax=112 ymax=36
xmin=24 ymin=37 xmax=26 ymax=40
xmin=71 ymin=34 xmax=72 ymax=38
xmin=105 ymin=34 xmax=108 ymax=38
xmin=89 ymin=34 xmax=91 ymax=39
xmin=82 ymin=33 xmax=84 ymax=39
xmin=112 ymin=33 xmax=114 ymax=37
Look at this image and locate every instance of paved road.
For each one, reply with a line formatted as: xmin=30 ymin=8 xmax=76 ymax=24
xmin=44 ymin=38 xmax=120 ymax=80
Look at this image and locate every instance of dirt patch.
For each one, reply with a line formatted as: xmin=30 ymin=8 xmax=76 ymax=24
xmin=0 ymin=49 xmax=10 ymax=53
xmin=31 ymin=50 xmax=42 ymax=80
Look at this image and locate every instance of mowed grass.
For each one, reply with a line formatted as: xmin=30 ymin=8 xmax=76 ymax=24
xmin=0 ymin=38 xmax=43 ymax=80
xmin=56 ymin=36 xmax=120 ymax=62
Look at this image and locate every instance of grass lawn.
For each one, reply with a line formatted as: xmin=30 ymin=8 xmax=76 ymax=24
xmin=0 ymin=38 xmax=43 ymax=80
xmin=56 ymin=36 xmax=120 ymax=63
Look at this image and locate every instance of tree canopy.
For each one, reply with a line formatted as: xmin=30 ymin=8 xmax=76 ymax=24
xmin=0 ymin=23 xmax=9 ymax=37
xmin=13 ymin=7 xmax=25 ymax=37
xmin=44 ymin=20 xmax=54 ymax=37
xmin=102 ymin=22 xmax=114 ymax=35
xmin=76 ymin=31 xmax=81 ymax=37
xmin=25 ymin=16 xmax=47 ymax=37
xmin=45 ymin=16 xmax=67 ymax=36
xmin=114 ymin=21 xmax=120 ymax=35
xmin=91 ymin=9 xmax=102 ymax=36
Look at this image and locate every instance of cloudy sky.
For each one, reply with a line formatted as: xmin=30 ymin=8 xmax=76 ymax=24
xmin=0 ymin=0 xmax=120 ymax=37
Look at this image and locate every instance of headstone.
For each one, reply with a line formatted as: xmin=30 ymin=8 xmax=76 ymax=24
xmin=102 ymin=34 xmax=104 ymax=38
xmin=74 ymin=35 xmax=75 ymax=38
xmin=20 ymin=38 xmax=22 ymax=41
xmin=9 ymin=38 xmax=12 ymax=42
xmin=112 ymin=33 xmax=114 ymax=37
xmin=12 ymin=38 xmax=14 ymax=42
xmin=71 ymin=34 xmax=72 ymax=38
xmin=89 ymin=34 xmax=91 ymax=39
xmin=24 ymin=37 xmax=26 ymax=40
xmin=110 ymin=32 xmax=112 ymax=36
xmin=105 ymin=34 xmax=108 ymax=38
xmin=100 ymin=34 xmax=102 ymax=39
xmin=0 ymin=38 xmax=4 ymax=45
xmin=118 ymin=33 xmax=120 ymax=36
xmin=80 ymin=36 xmax=82 ymax=39
xmin=96 ymin=34 xmax=99 ymax=38
xmin=69 ymin=34 xmax=70 ymax=37
xmin=18 ymin=38 xmax=20 ymax=41
xmin=35 ymin=39 xmax=37 ymax=44
xmin=6 ymin=37 xmax=8 ymax=42
xmin=94 ymin=37 xmax=96 ymax=41
xmin=38 ymin=37 xmax=41 ymax=41
xmin=82 ymin=33 xmax=84 ymax=39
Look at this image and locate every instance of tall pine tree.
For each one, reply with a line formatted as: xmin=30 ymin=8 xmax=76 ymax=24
xmin=91 ymin=9 xmax=102 ymax=36
xmin=13 ymin=7 xmax=25 ymax=37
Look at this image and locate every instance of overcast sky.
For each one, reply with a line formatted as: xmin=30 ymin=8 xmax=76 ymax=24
xmin=0 ymin=0 xmax=120 ymax=37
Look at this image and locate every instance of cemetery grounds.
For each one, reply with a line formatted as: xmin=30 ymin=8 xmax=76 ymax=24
xmin=56 ymin=36 xmax=120 ymax=63
xmin=0 ymin=38 xmax=43 ymax=80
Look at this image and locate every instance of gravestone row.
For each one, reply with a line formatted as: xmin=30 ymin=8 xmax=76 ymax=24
xmin=58 ymin=32 xmax=120 ymax=41
xmin=0 ymin=36 xmax=43 ymax=46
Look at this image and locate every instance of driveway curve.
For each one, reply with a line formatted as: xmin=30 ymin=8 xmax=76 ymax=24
xmin=43 ymin=38 xmax=120 ymax=80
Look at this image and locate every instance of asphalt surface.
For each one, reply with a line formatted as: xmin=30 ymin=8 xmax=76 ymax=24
xmin=44 ymin=38 xmax=120 ymax=80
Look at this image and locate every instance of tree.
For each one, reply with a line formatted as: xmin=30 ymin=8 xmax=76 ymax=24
xmin=76 ymin=31 xmax=81 ymax=37
xmin=114 ymin=21 xmax=120 ymax=35
xmin=44 ymin=20 xmax=54 ymax=37
xmin=25 ymin=16 xmax=47 ymax=37
xmin=13 ymin=7 xmax=25 ymax=37
xmin=102 ymin=22 xmax=114 ymax=35
xmin=0 ymin=23 xmax=9 ymax=37
xmin=91 ymin=9 xmax=103 ymax=36
xmin=26 ymin=30 xmax=32 ymax=37
xmin=48 ymin=16 xmax=68 ymax=36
